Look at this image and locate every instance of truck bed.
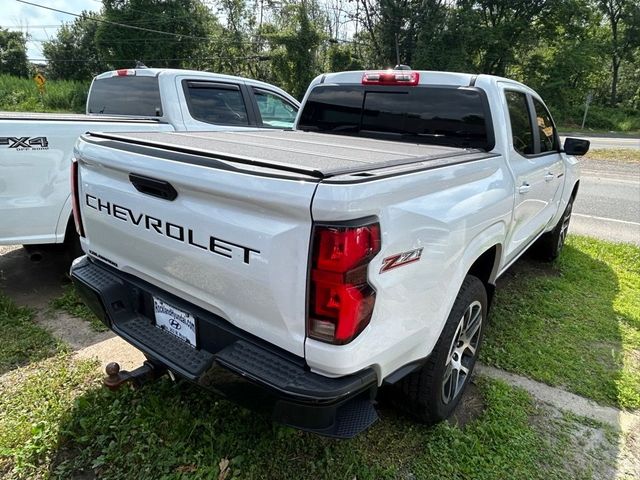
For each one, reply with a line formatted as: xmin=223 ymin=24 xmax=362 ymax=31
xmin=82 ymin=130 xmax=496 ymax=180
xmin=0 ymin=112 xmax=163 ymax=123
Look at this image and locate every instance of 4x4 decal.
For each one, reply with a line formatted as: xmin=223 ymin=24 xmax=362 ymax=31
xmin=0 ymin=136 xmax=49 ymax=150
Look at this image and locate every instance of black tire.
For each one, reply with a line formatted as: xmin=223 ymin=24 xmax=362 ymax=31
xmin=533 ymin=198 xmax=573 ymax=262
xmin=391 ymin=275 xmax=487 ymax=424
xmin=64 ymin=219 xmax=84 ymax=265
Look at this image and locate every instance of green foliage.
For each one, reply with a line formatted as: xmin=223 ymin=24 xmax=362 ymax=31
xmin=0 ymin=293 xmax=60 ymax=375
xmin=51 ymin=285 xmax=107 ymax=332
xmin=264 ymin=2 xmax=325 ymax=98
xmin=0 ymin=28 xmax=29 ymax=77
xmin=96 ymin=0 xmax=218 ymax=70
xmin=0 ymin=353 xmax=602 ymax=479
xmin=42 ymin=13 xmax=107 ymax=81
xmin=28 ymin=0 xmax=640 ymax=126
xmin=482 ymin=236 xmax=640 ymax=409
xmin=0 ymin=75 xmax=88 ymax=113
xmin=0 ymin=355 xmax=98 ymax=479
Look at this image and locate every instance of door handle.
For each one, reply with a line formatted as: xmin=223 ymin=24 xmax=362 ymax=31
xmin=518 ymin=183 xmax=531 ymax=194
xmin=544 ymin=172 xmax=555 ymax=182
xmin=129 ymin=174 xmax=178 ymax=201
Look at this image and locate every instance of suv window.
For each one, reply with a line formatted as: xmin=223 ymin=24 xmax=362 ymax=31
xmin=505 ymin=91 xmax=534 ymax=155
xmin=253 ymin=89 xmax=297 ymax=128
xmin=532 ymin=98 xmax=558 ymax=153
xmin=298 ymin=85 xmax=493 ymax=150
xmin=184 ymin=82 xmax=249 ymax=126
xmin=88 ymin=75 xmax=162 ymax=116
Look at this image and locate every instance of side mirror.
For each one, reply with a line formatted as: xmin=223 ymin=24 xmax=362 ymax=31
xmin=563 ymin=137 xmax=590 ymax=156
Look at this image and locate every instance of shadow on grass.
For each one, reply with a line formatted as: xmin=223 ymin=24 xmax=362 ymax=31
xmin=0 ymin=246 xmax=71 ymax=375
xmin=483 ymin=236 xmax=639 ymax=410
xmin=46 ymin=375 xmax=587 ymax=480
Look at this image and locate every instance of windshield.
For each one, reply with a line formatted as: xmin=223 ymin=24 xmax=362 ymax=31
xmin=298 ymin=85 xmax=493 ymax=150
xmin=88 ymin=75 xmax=163 ymax=117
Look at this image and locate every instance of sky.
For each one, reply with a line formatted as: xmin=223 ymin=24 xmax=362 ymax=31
xmin=2 ymin=0 xmax=101 ymax=60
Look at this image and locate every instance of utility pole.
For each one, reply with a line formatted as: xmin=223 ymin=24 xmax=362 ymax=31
xmin=395 ymin=33 xmax=400 ymax=66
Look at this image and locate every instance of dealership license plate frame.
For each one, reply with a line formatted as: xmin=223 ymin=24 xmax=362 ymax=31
xmin=153 ymin=297 xmax=197 ymax=348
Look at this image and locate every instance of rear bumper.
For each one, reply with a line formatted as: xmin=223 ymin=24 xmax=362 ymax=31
xmin=70 ymin=256 xmax=378 ymax=437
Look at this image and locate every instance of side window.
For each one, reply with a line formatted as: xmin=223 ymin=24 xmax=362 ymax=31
xmin=532 ymin=98 xmax=558 ymax=153
xmin=505 ymin=91 xmax=534 ymax=155
xmin=253 ymin=89 xmax=298 ymax=128
xmin=184 ymin=82 xmax=249 ymax=126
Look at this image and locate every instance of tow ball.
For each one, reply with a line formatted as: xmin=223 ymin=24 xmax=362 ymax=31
xmin=103 ymin=361 xmax=167 ymax=391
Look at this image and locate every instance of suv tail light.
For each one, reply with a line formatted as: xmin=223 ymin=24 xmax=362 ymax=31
xmin=362 ymin=70 xmax=419 ymax=86
xmin=70 ymin=159 xmax=85 ymax=237
xmin=308 ymin=220 xmax=381 ymax=344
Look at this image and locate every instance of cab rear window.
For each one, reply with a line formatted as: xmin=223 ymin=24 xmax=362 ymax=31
xmin=298 ymin=85 xmax=493 ymax=150
xmin=88 ymin=76 xmax=163 ymax=117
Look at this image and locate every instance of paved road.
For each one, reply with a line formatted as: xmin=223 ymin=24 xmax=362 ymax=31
xmin=570 ymin=159 xmax=640 ymax=245
xmin=560 ymin=134 xmax=639 ymax=150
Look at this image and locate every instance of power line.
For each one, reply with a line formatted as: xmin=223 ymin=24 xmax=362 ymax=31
xmin=16 ymin=0 xmax=219 ymax=42
xmin=27 ymin=55 xmax=271 ymax=63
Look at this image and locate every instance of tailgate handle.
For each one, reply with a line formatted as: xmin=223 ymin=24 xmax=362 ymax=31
xmin=129 ymin=174 xmax=178 ymax=201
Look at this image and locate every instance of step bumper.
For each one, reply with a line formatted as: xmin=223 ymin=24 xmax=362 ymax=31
xmin=70 ymin=256 xmax=378 ymax=437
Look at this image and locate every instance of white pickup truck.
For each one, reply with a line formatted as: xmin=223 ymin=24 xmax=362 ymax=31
xmin=0 ymin=68 xmax=298 ymax=260
xmin=70 ymin=69 xmax=589 ymax=438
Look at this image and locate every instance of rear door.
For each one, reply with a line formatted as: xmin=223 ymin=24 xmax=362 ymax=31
xmin=178 ymin=78 xmax=258 ymax=131
xmin=502 ymin=88 xmax=563 ymax=262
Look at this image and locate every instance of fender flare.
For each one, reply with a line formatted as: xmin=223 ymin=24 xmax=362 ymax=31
xmin=54 ymin=194 xmax=73 ymax=243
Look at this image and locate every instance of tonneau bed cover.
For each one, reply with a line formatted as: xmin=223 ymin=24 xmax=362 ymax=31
xmin=82 ymin=130 xmax=496 ymax=180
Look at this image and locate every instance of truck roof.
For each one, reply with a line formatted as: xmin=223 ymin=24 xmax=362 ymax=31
xmin=308 ymin=70 xmax=533 ymax=94
xmin=82 ymin=130 xmax=496 ymax=181
xmin=93 ymin=68 xmax=298 ymax=103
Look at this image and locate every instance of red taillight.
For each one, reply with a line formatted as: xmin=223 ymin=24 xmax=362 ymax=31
xmin=362 ymin=70 xmax=419 ymax=86
xmin=70 ymin=159 xmax=85 ymax=237
xmin=308 ymin=221 xmax=381 ymax=344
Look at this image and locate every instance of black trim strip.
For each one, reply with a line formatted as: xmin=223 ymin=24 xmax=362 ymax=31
xmin=83 ymin=133 xmax=325 ymax=178
xmin=0 ymin=114 xmax=163 ymax=123
xmin=322 ymin=153 xmax=500 ymax=184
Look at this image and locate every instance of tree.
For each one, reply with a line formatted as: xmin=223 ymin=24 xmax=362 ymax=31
xmin=43 ymin=13 xmax=107 ymax=81
xmin=263 ymin=1 xmax=324 ymax=98
xmin=95 ymin=0 xmax=217 ymax=69
xmin=598 ymin=0 xmax=640 ymax=105
xmin=0 ymin=28 xmax=29 ymax=77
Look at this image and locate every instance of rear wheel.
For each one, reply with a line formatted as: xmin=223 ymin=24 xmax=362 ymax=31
xmin=391 ymin=275 xmax=487 ymax=424
xmin=64 ymin=218 xmax=83 ymax=265
xmin=534 ymin=198 xmax=573 ymax=261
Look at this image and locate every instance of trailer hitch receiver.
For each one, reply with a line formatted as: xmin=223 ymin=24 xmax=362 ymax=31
xmin=104 ymin=361 xmax=166 ymax=390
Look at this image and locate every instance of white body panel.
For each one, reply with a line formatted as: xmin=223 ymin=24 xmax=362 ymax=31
xmin=74 ymin=70 xmax=580 ymax=384
xmin=0 ymin=118 xmax=174 ymax=245
xmin=0 ymin=68 xmax=299 ymax=246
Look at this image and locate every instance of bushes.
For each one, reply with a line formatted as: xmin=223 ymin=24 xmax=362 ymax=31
xmin=0 ymin=75 xmax=89 ymax=113
xmin=552 ymin=103 xmax=640 ymax=132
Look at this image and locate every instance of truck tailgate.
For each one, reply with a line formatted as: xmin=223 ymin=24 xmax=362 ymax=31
xmin=75 ymin=136 xmax=318 ymax=357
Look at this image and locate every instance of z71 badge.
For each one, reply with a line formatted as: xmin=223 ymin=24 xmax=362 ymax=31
xmin=0 ymin=136 xmax=49 ymax=151
xmin=380 ymin=247 xmax=423 ymax=273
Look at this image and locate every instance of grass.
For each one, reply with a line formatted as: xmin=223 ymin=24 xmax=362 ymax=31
xmin=0 ymin=293 xmax=61 ymax=375
xmin=0 ymin=353 xmax=603 ymax=480
xmin=556 ymin=104 xmax=640 ymax=133
xmin=50 ymin=285 xmax=108 ymax=332
xmin=583 ymin=148 xmax=640 ymax=163
xmin=482 ymin=235 xmax=640 ymax=410
xmin=0 ymin=75 xmax=88 ymax=113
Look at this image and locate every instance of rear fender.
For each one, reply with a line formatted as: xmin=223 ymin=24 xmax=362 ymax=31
xmin=54 ymin=194 xmax=73 ymax=243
